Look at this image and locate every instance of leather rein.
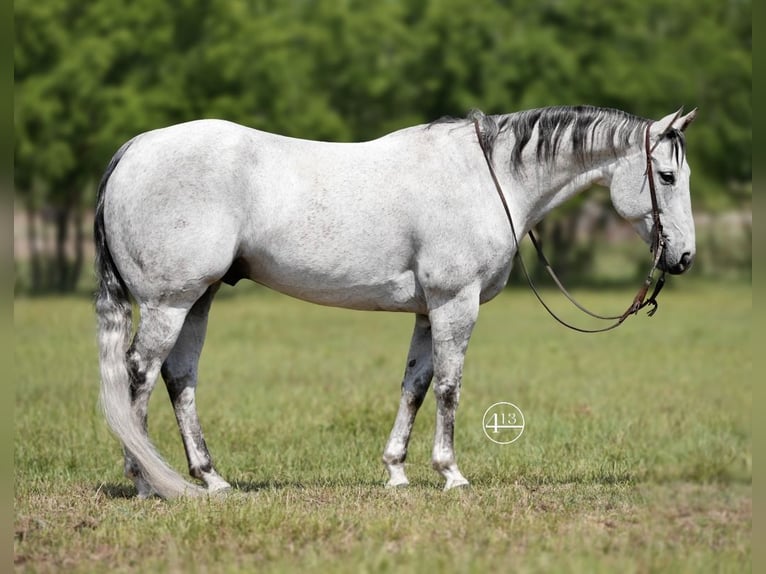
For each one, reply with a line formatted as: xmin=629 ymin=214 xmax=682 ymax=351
xmin=473 ymin=118 xmax=668 ymax=333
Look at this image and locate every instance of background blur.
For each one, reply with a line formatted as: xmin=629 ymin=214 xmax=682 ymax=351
xmin=13 ymin=0 xmax=751 ymax=294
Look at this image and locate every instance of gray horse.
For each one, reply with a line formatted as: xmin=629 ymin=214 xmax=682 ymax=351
xmin=95 ymin=105 xmax=697 ymax=498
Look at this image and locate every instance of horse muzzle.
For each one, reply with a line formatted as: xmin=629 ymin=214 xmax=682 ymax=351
xmin=660 ymin=251 xmax=695 ymax=275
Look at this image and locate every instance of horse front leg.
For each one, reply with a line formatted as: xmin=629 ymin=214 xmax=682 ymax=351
xmin=428 ymin=288 xmax=479 ymax=490
xmin=382 ymin=314 xmax=434 ymax=487
xmin=160 ymin=284 xmax=231 ymax=493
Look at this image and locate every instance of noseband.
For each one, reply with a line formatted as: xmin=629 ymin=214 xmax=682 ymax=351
xmin=474 ymin=118 xmax=668 ymax=333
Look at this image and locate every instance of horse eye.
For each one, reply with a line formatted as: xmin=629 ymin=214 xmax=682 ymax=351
xmin=659 ymin=171 xmax=676 ymax=185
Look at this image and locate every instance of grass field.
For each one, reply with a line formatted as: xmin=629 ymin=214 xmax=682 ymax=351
xmin=14 ymin=281 xmax=751 ymax=572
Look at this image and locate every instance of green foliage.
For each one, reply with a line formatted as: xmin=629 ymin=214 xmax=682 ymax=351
xmin=14 ymin=0 xmax=751 ymax=289
xmin=14 ymin=284 xmax=751 ymax=571
xmin=15 ymin=0 xmax=751 ymax=191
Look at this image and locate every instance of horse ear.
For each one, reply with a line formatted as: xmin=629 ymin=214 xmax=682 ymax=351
xmin=650 ymin=108 xmax=684 ymax=139
xmin=673 ymin=107 xmax=698 ymax=132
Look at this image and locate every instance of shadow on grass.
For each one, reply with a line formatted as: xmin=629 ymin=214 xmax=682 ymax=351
xmin=232 ymin=478 xmax=387 ymax=492
xmin=95 ymin=483 xmax=139 ymax=499
xmin=94 ymin=478 xmax=388 ymax=499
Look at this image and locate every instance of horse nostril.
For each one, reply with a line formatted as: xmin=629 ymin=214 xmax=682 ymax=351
xmin=667 ymin=251 xmax=695 ymax=275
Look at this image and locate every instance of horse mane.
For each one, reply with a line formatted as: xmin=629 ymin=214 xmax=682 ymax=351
xmin=431 ymin=105 xmax=684 ymax=172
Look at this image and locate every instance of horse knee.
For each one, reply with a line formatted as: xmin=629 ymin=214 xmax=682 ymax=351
xmin=402 ymin=373 xmax=432 ymax=408
xmin=433 ymin=378 xmax=461 ymax=408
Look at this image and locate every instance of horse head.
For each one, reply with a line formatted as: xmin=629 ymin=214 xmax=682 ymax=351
xmin=608 ymin=108 xmax=698 ymax=274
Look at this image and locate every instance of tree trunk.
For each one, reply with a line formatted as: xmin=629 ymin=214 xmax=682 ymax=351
xmin=54 ymin=205 xmax=71 ymax=293
xmin=26 ymin=206 xmax=42 ymax=293
xmin=43 ymin=208 xmax=56 ymax=291
xmin=69 ymin=205 xmax=84 ymax=292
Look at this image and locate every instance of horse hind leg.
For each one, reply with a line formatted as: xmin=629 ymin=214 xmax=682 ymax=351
xmin=123 ymin=300 xmax=198 ymax=497
xmin=382 ymin=314 xmax=434 ymax=487
xmin=160 ymin=284 xmax=231 ymax=493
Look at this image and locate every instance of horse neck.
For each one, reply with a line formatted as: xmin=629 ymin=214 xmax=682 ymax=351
xmin=497 ymin=126 xmax=643 ymax=231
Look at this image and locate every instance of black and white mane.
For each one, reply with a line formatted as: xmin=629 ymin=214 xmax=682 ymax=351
xmin=434 ymin=105 xmax=686 ymax=171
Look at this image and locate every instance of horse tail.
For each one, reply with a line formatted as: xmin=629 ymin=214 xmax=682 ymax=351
xmin=94 ymin=140 xmax=203 ymax=498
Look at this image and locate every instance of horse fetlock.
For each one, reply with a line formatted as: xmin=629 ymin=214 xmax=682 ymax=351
xmin=190 ymin=463 xmax=231 ymax=492
xmin=382 ymin=449 xmax=403 ymax=465
xmin=432 ymin=459 xmax=469 ymax=490
xmin=123 ymin=463 xmax=156 ymax=498
xmin=431 ymin=456 xmax=455 ymax=473
xmin=189 ymin=461 xmax=213 ymax=480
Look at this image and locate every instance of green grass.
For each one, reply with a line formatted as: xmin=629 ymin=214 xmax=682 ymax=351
xmin=15 ymin=281 xmax=751 ymax=572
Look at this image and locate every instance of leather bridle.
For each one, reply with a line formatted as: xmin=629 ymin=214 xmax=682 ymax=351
xmin=473 ymin=117 xmax=670 ymax=333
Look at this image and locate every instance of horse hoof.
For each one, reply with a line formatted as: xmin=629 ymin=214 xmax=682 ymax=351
xmin=443 ymin=477 xmax=470 ymax=491
xmin=134 ymin=477 xmax=158 ymax=499
xmin=207 ymin=482 xmax=232 ymax=496
xmin=385 ymin=478 xmax=410 ymax=488
xmin=136 ymin=490 xmax=159 ymax=500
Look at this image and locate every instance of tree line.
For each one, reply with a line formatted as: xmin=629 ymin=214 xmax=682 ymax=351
xmin=15 ymin=0 xmax=751 ymax=292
